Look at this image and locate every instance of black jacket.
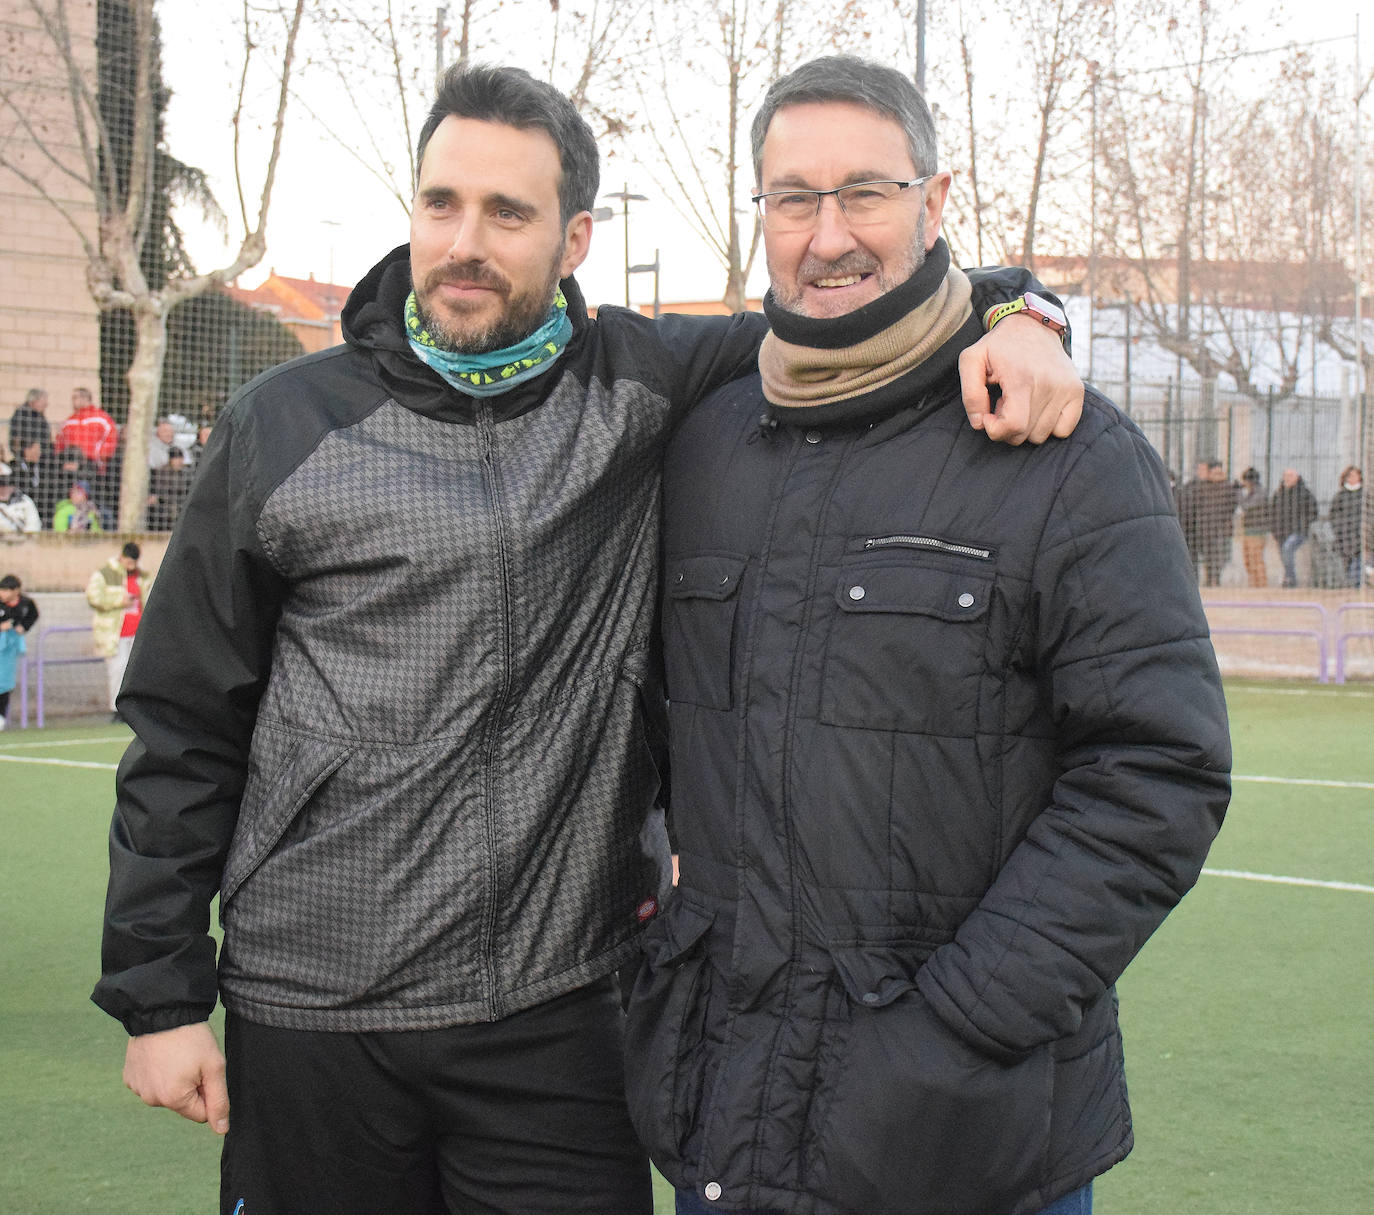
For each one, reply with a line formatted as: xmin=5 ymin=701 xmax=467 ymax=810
xmin=93 ymin=247 xmax=766 ymax=1034
xmin=626 ymin=312 xmax=1230 ymax=1214
xmin=1270 ymin=479 xmax=1318 ymax=541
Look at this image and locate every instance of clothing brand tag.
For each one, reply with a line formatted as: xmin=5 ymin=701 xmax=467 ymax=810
xmin=636 ymin=897 xmax=659 ymax=923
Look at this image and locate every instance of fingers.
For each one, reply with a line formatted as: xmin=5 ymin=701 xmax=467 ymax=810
xmin=122 ymin=1022 xmax=229 ymax=1133
xmin=958 ymin=344 xmax=993 ymax=432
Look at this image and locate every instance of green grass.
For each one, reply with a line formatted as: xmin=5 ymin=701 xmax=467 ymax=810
xmin=2 ymin=685 xmax=1371 ymax=1213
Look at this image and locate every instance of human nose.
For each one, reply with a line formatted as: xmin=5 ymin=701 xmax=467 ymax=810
xmin=443 ymin=209 xmax=488 ymax=262
xmin=807 ymin=192 xmax=859 ymax=260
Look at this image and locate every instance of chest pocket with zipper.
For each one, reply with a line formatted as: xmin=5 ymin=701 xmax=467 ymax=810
xmin=664 ymin=552 xmax=748 ymax=710
xmin=820 ymin=537 xmax=994 ymax=735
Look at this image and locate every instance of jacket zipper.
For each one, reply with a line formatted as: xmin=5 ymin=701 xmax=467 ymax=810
xmin=477 ymin=403 xmax=514 ymax=1021
xmin=862 ymin=533 xmax=994 ymax=560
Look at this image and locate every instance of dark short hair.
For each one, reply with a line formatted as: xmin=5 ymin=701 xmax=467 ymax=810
xmin=750 ymin=55 xmax=938 ymax=183
xmin=416 ymin=64 xmax=600 ymax=223
xmin=0 ymin=574 xmax=20 ymax=591
xmin=121 ymin=542 xmax=140 ymax=561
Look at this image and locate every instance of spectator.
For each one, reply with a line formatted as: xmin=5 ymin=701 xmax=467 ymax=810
xmin=1238 ymin=468 xmax=1271 ymax=587
xmin=54 ymin=387 xmax=120 ymax=474
xmin=1174 ymin=459 xmax=1211 ymax=580
xmin=9 ymin=388 xmax=54 ymax=461
xmin=0 ymin=574 xmax=39 ymax=634
xmin=1196 ymin=459 xmax=1239 ymax=587
xmin=52 ymin=479 xmax=104 ymax=533
xmin=148 ymin=417 xmax=189 ymax=470
xmin=1270 ymin=468 xmax=1318 ymax=588
xmin=86 ymin=541 xmax=148 ymax=718
xmin=0 ymin=465 xmax=42 ymax=534
xmin=188 ymin=421 xmax=213 ymax=467
xmin=0 ymin=605 xmax=23 ymax=731
xmin=147 ymin=446 xmax=191 ymax=531
xmin=1329 ymin=465 xmax=1365 ymax=588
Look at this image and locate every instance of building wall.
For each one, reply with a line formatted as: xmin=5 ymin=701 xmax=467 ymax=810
xmin=0 ymin=0 xmax=101 ymax=439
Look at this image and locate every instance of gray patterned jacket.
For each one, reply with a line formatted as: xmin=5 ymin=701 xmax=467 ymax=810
xmin=93 ymin=246 xmax=767 ymax=1034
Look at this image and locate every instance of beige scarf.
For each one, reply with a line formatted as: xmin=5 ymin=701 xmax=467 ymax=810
xmin=759 ymin=265 xmax=974 ymax=410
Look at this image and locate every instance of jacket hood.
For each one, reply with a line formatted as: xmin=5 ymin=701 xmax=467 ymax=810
xmin=341 ymin=244 xmax=592 ymax=423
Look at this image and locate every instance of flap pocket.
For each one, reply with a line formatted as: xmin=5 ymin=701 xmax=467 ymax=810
xmin=668 ymin=553 xmax=746 ymax=602
xmin=826 ymin=942 xmax=927 ymax=1009
xmin=641 ymin=896 xmax=715 ymax=969
xmin=835 ymin=561 xmax=992 ymax=621
xmin=664 ymin=552 xmax=748 ymax=711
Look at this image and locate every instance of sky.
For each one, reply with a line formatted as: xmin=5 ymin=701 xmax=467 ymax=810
xmin=157 ymin=1 xmax=1374 ymax=309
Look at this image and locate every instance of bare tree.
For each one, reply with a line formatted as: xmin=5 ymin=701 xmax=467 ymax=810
xmin=634 ymin=0 xmax=813 ymax=311
xmin=0 ymin=0 xmax=305 ymax=531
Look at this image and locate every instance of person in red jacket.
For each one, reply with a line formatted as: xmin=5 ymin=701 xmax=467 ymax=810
xmin=54 ymin=387 xmax=120 ymax=471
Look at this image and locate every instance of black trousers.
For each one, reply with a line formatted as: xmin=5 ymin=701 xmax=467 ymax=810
xmin=220 ymin=976 xmax=652 ymax=1214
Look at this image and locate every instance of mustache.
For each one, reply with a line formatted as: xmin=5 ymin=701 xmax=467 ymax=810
xmin=797 ymin=252 xmax=878 ymax=281
xmin=422 ymin=260 xmax=510 ymax=295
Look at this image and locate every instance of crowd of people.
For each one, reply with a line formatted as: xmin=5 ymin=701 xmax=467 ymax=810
xmin=1176 ymin=460 xmax=1369 ymax=589
xmin=0 ymin=386 xmax=212 ymax=534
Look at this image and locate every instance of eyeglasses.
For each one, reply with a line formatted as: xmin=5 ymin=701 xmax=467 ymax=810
xmin=751 ymin=176 xmax=934 ymax=231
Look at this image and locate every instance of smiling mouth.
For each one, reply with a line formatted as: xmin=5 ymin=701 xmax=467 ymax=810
xmin=811 ymin=273 xmax=868 ymax=289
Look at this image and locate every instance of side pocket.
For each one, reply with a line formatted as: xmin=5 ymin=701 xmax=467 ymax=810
xmin=220 ymin=730 xmax=350 ymax=906
xmin=623 ymin=897 xmax=716 ymax=1174
xmin=663 ymin=553 xmax=747 ymax=711
xmin=808 ymin=943 xmax=1052 ymax=1214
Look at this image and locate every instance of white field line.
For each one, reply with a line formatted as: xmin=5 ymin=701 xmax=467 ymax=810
xmin=0 ymin=753 xmax=117 ymax=771
xmin=1225 ymin=685 xmax=1374 ymax=698
xmin=1202 ymin=868 xmax=1374 ymax=895
xmin=1234 ymin=773 xmax=1374 ymax=791
xmin=0 ymin=735 xmax=128 ymax=748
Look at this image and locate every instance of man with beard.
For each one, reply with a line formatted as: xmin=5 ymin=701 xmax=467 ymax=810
xmin=93 ymin=64 xmax=1081 ymax=1215
xmin=625 ymin=56 xmax=1229 ymax=1215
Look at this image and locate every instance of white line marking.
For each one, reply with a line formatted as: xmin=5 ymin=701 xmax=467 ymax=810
xmin=0 ymin=735 xmax=127 ymax=748
xmin=1203 ymin=867 xmax=1374 ymax=895
xmin=1234 ymin=774 xmax=1374 ymax=791
xmin=0 ymin=754 xmax=117 ymax=771
xmin=1225 ymin=685 xmax=1374 ymax=698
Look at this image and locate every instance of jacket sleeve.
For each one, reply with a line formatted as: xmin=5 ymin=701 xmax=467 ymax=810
xmin=85 ymin=567 xmax=124 ymax=613
xmin=965 ymin=266 xmax=1073 ymax=350
xmin=915 ymin=405 xmax=1230 ymax=1060
xmin=92 ymin=405 xmax=288 ymax=1035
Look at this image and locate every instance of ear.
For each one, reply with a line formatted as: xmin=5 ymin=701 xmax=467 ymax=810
xmin=560 ymin=211 xmax=594 ymax=277
xmin=923 ymin=172 xmax=953 ymax=250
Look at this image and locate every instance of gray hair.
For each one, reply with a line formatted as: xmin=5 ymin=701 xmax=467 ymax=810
xmin=750 ymin=55 xmax=938 ymax=184
xmin=24 ymin=388 xmax=46 ymax=406
xmin=416 ymin=63 xmax=600 ymax=223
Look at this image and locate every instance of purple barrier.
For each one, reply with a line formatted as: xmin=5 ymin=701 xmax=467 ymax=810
xmin=1203 ymin=601 xmax=1331 ymax=684
xmin=35 ymin=625 xmax=103 ymax=729
xmin=1334 ymin=604 xmax=1374 ymax=685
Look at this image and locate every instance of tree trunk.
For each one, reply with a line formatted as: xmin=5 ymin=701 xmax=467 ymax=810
xmin=118 ymin=302 xmax=168 ymax=533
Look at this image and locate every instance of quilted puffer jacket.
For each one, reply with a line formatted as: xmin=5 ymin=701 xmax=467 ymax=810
xmin=625 ymin=339 xmax=1230 ymax=1214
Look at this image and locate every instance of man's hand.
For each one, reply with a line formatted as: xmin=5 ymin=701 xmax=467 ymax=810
xmin=123 ymin=1022 xmax=229 ymax=1134
xmin=959 ymin=313 xmax=1084 ymax=445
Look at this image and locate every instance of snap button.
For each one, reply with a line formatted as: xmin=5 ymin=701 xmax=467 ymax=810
xmin=805 ymin=430 xmax=822 ymax=444
xmin=862 ymin=991 xmax=881 ymax=1005
xmin=720 ymin=576 xmax=730 ymax=584
xmin=957 ymin=591 xmax=975 ymax=608
xmin=848 ymin=585 xmax=866 ymax=601
xmin=705 ymin=1181 xmax=723 ymax=1201
xmin=675 ymin=572 xmax=684 ymax=583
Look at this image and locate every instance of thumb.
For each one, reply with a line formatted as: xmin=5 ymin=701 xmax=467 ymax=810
xmin=204 ymin=1058 xmax=231 ymax=1135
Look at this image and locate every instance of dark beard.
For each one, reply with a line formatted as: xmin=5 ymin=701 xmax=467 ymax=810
xmin=415 ymin=256 xmax=562 ymax=354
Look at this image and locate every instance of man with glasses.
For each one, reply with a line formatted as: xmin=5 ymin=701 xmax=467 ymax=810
xmin=94 ymin=63 xmax=1081 ymax=1215
xmin=626 ymin=55 xmax=1230 ymax=1215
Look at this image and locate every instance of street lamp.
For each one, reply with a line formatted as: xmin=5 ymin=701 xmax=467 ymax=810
xmin=628 ymin=251 xmax=661 ymax=319
xmin=603 ymin=185 xmax=649 ymax=306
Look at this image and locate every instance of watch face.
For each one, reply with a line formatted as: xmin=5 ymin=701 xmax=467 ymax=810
xmin=1023 ymin=291 xmax=1067 ymax=329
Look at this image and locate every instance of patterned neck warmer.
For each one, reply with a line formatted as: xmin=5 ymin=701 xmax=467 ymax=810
xmin=405 ymin=289 xmax=573 ymax=397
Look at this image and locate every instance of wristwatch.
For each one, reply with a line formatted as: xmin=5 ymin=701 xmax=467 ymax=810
xmin=982 ymin=291 xmax=1068 ymax=340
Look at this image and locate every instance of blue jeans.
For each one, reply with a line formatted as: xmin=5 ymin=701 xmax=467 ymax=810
xmin=675 ymin=1181 xmax=1092 ymax=1214
xmin=1279 ymin=532 xmax=1306 ymax=587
